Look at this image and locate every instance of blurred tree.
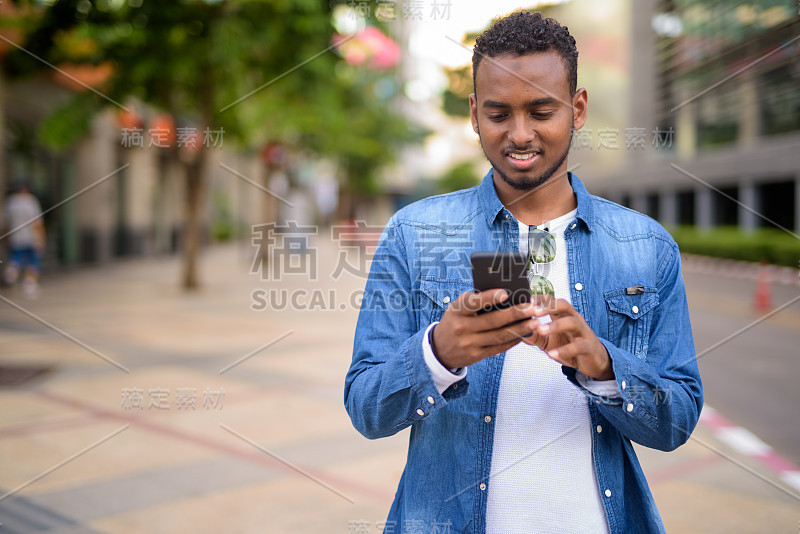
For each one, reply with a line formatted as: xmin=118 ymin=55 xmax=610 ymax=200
xmin=441 ymin=65 xmax=472 ymax=118
xmin=0 ymin=0 xmax=42 ymax=210
xmin=435 ymin=161 xmax=481 ymax=195
xmin=3 ymin=0 xmax=418 ymax=288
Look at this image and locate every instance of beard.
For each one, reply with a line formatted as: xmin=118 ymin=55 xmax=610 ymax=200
xmin=479 ymin=128 xmax=573 ymax=192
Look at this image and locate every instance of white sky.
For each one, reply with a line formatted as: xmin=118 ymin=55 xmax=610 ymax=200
xmin=409 ymin=0 xmax=570 ymax=68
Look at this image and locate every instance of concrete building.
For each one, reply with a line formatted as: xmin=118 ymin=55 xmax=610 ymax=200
xmin=581 ymin=0 xmax=800 ymax=233
xmin=0 ymin=74 xmax=269 ymax=271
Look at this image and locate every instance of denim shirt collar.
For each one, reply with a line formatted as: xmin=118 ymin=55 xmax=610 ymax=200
xmin=477 ymin=168 xmax=595 ymax=232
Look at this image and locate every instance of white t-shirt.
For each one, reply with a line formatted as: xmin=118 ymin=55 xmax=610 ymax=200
xmin=422 ymin=208 xmax=613 ymax=533
xmin=4 ymin=192 xmax=43 ymax=248
xmin=485 ymin=210 xmax=609 ymax=534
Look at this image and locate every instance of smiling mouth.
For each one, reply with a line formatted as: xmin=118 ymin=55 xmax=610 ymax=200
xmin=508 ymin=152 xmax=537 ymax=161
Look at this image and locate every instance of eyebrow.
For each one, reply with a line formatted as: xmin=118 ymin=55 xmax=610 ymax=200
xmin=482 ymin=97 xmax=557 ymax=108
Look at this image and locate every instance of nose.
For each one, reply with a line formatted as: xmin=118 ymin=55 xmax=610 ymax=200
xmin=507 ymin=115 xmax=535 ymax=148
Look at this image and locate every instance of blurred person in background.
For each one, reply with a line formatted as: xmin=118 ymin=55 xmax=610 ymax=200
xmin=2 ymin=182 xmax=45 ymax=297
xmin=345 ymin=11 xmax=702 ymax=534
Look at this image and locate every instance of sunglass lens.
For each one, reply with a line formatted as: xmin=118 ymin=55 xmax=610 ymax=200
xmin=528 ymin=274 xmax=555 ymax=296
xmin=529 ymin=229 xmax=556 ymax=264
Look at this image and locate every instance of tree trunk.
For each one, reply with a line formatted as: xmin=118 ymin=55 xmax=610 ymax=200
xmin=0 ymin=69 xmax=6 ymax=212
xmin=261 ymin=166 xmax=277 ymax=261
xmin=182 ymin=148 xmax=205 ymax=290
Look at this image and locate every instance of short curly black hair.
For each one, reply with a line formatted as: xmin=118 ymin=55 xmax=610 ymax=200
xmin=472 ymin=11 xmax=578 ymax=95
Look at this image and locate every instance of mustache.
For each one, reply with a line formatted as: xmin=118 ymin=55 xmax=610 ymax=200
xmin=503 ymin=144 xmax=543 ymax=154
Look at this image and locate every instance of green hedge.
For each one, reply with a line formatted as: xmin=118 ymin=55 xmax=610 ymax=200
xmin=667 ymin=226 xmax=800 ymax=268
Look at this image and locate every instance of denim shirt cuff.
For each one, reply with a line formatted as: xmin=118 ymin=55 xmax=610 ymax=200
xmin=563 ymin=338 xmax=630 ymax=406
xmin=564 ymin=366 xmax=623 ymax=406
xmin=405 ymin=327 xmax=469 ymax=416
xmin=422 ymin=322 xmax=468 ymax=394
xmin=565 ymin=338 xmax=660 ymax=429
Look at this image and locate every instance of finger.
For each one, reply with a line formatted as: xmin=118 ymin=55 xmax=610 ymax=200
xmin=480 ymin=338 xmax=526 ymax=358
xmin=545 ymin=339 xmax=586 ymax=365
xmin=519 ymin=328 xmax=547 ymax=348
xmin=449 ymin=333 xmax=524 ymax=365
xmin=474 ymin=302 xmax=537 ymax=332
xmin=459 ymin=314 xmax=535 ymax=350
xmin=531 ymin=297 xmax=574 ymax=318
xmin=457 ymin=289 xmax=509 ymax=314
xmin=492 ymin=319 xmax=537 ymax=344
xmin=522 ymin=321 xmax=557 ymax=352
xmin=546 ymin=350 xmax=577 ymax=369
xmin=536 ymin=315 xmax=581 ymax=338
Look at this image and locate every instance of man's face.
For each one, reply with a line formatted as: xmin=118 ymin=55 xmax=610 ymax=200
xmin=469 ymin=51 xmax=587 ymax=192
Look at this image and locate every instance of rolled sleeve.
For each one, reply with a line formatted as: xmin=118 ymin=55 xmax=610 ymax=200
xmin=422 ymin=322 xmax=468 ymax=394
xmin=345 ymin=220 xmax=468 ymax=440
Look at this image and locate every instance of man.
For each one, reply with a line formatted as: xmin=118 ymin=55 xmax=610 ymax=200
xmin=3 ymin=182 xmax=45 ymax=297
xmin=345 ymin=11 xmax=702 ymax=534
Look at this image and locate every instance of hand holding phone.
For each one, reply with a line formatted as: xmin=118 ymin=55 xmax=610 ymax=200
xmin=471 ymin=251 xmax=531 ymax=314
xmin=427 ymin=251 xmax=537 ymax=370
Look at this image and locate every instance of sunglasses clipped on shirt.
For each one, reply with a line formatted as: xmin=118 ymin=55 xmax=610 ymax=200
xmin=527 ymin=225 xmax=556 ymax=297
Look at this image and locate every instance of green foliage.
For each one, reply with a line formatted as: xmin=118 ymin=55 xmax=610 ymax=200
xmin=435 ymin=161 xmax=481 ymax=194
xmin=210 ymin=189 xmax=234 ymax=242
xmin=8 ymin=0 xmax=419 ymax=194
xmin=37 ymin=92 xmax=101 ymax=150
xmin=668 ymin=226 xmax=800 ymax=267
xmin=442 ymin=89 xmax=470 ymax=118
xmin=441 ymin=65 xmax=472 ymax=118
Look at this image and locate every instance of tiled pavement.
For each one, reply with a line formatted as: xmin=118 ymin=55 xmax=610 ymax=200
xmin=0 ymin=240 xmax=798 ymax=533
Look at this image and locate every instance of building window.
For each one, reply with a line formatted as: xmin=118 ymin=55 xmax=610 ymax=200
xmin=696 ymin=83 xmax=740 ymax=148
xmin=646 ymin=193 xmax=660 ymax=220
xmin=712 ymin=185 xmax=738 ymax=226
xmin=760 ymin=65 xmax=800 ymax=136
xmin=756 ymin=180 xmax=795 ymax=230
xmin=677 ymin=190 xmax=695 ymax=225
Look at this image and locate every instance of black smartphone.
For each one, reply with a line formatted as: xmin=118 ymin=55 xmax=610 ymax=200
xmin=471 ymin=251 xmax=531 ymax=314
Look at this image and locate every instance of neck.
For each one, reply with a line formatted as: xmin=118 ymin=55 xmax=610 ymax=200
xmin=493 ymin=167 xmax=577 ymax=226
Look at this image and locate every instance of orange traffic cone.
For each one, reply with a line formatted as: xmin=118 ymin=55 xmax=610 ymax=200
xmin=753 ymin=261 xmax=773 ymax=314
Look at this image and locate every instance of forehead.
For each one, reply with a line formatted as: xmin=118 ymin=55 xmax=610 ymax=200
xmin=474 ymin=51 xmax=570 ymax=103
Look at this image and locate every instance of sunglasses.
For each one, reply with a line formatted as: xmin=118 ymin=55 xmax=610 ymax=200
xmin=527 ymin=226 xmax=556 ymax=296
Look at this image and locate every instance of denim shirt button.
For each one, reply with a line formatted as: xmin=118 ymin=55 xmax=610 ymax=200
xmin=574 ymin=282 xmax=583 ymax=291
xmin=443 ymin=296 xmax=451 ymax=304
xmin=505 ymin=213 xmax=510 ymax=219
xmin=596 ymin=425 xmax=603 ymax=433
xmin=621 ymin=381 xmax=627 ymax=390
xmin=632 ymin=305 xmax=639 ymax=314
xmin=427 ymin=396 xmax=435 ymax=405
xmin=417 ymin=409 xmax=425 ymax=416
xmin=484 ymin=415 xmax=492 ymax=423
xmin=626 ymin=403 xmax=634 ymax=413
xmin=604 ymin=489 xmax=612 ymax=498
xmin=480 ymin=483 xmax=487 ymax=491
xmin=570 ymin=223 xmax=576 ymax=229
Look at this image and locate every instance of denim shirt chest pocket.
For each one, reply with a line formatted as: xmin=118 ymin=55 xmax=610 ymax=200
xmin=418 ymin=278 xmax=473 ymax=327
xmin=603 ymin=287 xmax=659 ymax=361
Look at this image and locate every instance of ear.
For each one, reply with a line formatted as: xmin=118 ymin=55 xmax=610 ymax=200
xmin=571 ymin=87 xmax=588 ymax=130
xmin=469 ymin=93 xmax=480 ymax=135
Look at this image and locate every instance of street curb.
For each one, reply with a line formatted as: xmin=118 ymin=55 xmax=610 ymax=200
xmin=682 ymin=254 xmax=800 ymax=287
xmin=700 ymin=405 xmax=800 ymax=494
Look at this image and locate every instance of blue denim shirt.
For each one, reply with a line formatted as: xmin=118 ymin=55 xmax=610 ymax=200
xmin=345 ymin=171 xmax=703 ymax=533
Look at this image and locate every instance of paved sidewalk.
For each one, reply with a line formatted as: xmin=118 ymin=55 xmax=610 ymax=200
xmin=0 ymin=239 xmax=798 ymax=533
